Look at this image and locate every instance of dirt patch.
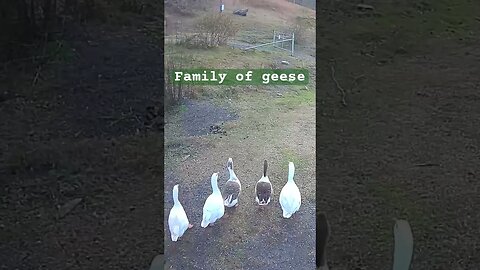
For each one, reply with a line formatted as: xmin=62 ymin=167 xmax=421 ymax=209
xmin=164 ymin=101 xmax=316 ymax=269
xmin=181 ymin=99 xmax=238 ymax=136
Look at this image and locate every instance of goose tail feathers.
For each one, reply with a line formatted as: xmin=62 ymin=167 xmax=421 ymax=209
xmin=224 ymin=194 xmax=234 ymax=206
xmin=201 ymin=212 xmax=211 ymax=228
xmin=171 ymin=225 xmax=180 ymax=241
xmin=263 ymin=160 xmax=268 ymax=177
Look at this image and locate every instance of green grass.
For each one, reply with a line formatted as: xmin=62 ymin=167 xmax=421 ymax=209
xmin=237 ymin=29 xmax=274 ymax=44
xmin=280 ymin=148 xmax=307 ymax=168
xmin=165 ymin=43 xmax=280 ymax=72
xmin=178 ymin=104 xmax=188 ymax=113
xmin=217 ymin=85 xmax=314 ymax=144
xmin=166 ymin=44 xmax=275 ymax=68
xmin=274 ymin=87 xmax=315 ymax=110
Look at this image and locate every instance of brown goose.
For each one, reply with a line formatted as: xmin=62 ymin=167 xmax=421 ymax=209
xmin=223 ymin=158 xmax=242 ymax=207
xmin=255 ymin=160 xmax=272 ymax=205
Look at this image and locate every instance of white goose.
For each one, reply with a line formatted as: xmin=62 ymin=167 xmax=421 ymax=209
xmin=223 ymin=158 xmax=242 ymax=207
xmin=393 ymin=219 xmax=414 ymax=270
xmin=201 ymin=173 xmax=225 ymax=228
xmin=168 ymin=184 xmax=193 ymax=241
xmin=279 ymin=162 xmax=301 ymax=218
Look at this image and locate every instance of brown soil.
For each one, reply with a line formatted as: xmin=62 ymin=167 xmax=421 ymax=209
xmin=164 ymin=102 xmax=316 ymax=270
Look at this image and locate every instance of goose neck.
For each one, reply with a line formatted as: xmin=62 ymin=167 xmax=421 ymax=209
xmin=173 ymin=185 xmax=180 ymax=205
xmin=228 ymin=167 xmax=237 ymax=180
xmin=211 ymin=176 xmax=220 ymax=194
xmin=288 ymin=163 xmax=295 ymax=182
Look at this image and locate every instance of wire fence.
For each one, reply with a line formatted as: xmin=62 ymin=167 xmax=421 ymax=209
xmin=243 ymin=30 xmax=295 ymax=56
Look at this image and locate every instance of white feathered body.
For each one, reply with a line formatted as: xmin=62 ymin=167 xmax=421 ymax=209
xmin=201 ymin=193 xmax=225 ymax=227
xmin=168 ymin=185 xmax=190 ymax=241
xmin=279 ymin=182 xmax=301 ymax=218
xmin=201 ymin=173 xmax=225 ymax=228
xmin=279 ymin=162 xmax=301 ymax=218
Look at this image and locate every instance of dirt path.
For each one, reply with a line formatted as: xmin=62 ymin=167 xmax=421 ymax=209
xmin=164 ymin=97 xmax=316 ymax=269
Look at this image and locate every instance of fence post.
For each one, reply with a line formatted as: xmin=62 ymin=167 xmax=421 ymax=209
xmin=291 ymin=32 xmax=295 ymax=56
xmin=273 ymin=30 xmax=276 ymax=48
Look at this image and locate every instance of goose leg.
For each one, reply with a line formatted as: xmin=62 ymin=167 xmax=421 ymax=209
xmin=188 ymin=224 xmax=193 ymax=229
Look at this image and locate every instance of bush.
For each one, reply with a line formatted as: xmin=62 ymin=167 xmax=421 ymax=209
xmin=290 ymin=16 xmax=315 ymax=45
xmin=193 ymin=13 xmax=239 ymax=48
xmin=164 ymin=54 xmax=194 ymax=109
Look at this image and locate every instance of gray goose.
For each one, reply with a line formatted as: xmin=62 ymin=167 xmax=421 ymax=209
xmin=223 ymin=158 xmax=242 ymax=207
xmin=255 ymin=160 xmax=272 ymax=205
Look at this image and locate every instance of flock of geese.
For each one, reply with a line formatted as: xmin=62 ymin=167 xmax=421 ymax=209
xmin=165 ymin=159 xmax=414 ymax=270
xmin=168 ymin=158 xmax=302 ymax=241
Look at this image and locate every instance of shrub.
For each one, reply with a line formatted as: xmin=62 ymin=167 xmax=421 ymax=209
xmin=164 ymin=54 xmax=194 ymax=109
xmin=194 ymin=13 xmax=239 ymax=48
xmin=290 ymin=16 xmax=315 ymax=45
